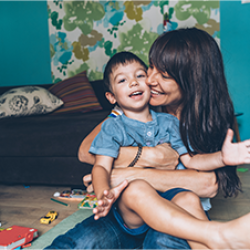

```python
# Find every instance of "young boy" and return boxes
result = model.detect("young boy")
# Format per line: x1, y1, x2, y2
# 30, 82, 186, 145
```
89, 51, 249, 233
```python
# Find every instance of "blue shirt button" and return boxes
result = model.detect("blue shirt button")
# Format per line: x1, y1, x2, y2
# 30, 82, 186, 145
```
147, 131, 152, 136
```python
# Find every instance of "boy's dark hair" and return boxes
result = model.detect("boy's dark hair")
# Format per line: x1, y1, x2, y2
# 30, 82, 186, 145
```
103, 51, 147, 93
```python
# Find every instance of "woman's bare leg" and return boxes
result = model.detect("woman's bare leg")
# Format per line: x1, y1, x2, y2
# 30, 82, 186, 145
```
118, 180, 250, 249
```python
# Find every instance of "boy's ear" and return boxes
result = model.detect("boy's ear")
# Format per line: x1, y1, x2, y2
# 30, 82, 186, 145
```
105, 92, 117, 105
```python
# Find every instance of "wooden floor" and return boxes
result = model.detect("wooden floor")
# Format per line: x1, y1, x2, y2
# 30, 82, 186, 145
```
209, 164, 250, 221
0, 164, 250, 238
0, 185, 80, 236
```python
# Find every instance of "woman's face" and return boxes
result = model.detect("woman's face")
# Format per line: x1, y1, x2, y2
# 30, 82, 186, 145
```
146, 65, 183, 109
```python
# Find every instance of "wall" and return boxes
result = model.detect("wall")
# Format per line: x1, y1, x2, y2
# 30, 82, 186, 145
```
0, 1, 52, 86
220, 1, 250, 140
0, 0, 249, 140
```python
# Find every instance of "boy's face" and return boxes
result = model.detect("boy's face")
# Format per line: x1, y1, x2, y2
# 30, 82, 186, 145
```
106, 61, 151, 113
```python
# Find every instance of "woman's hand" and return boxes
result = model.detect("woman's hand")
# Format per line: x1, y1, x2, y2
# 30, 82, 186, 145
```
222, 128, 250, 166
83, 168, 136, 193
83, 174, 94, 193
83, 169, 132, 193
114, 143, 179, 169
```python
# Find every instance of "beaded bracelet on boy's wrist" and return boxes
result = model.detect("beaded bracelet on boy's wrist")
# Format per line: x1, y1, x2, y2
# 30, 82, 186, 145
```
128, 144, 143, 167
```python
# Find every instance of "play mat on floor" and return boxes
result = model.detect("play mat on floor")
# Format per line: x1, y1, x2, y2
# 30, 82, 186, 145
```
28, 209, 93, 249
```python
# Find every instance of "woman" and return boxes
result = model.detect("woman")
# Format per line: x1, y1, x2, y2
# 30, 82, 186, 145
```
46, 28, 250, 249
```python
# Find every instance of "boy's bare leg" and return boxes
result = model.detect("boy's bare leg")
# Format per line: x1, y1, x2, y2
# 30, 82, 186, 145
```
118, 179, 250, 249
171, 191, 209, 249
118, 180, 209, 248
118, 181, 209, 249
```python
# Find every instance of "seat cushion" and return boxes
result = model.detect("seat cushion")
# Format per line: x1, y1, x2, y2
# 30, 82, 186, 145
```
49, 71, 102, 114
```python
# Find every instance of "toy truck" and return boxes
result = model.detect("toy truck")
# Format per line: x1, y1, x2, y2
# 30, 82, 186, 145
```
0, 225, 38, 250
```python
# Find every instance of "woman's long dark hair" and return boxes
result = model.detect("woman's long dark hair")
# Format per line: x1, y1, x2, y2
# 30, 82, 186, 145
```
149, 28, 241, 197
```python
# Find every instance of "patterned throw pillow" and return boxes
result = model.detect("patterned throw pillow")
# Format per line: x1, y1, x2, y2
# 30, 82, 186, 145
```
0, 86, 63, 119
49, 71, 102, 114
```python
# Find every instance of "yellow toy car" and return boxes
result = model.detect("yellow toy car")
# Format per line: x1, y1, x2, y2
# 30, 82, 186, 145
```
40, 210, 58, 224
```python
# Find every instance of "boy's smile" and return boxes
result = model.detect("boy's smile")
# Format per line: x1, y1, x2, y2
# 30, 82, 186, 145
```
129, 90, 143, 99
105, 61, 151, 119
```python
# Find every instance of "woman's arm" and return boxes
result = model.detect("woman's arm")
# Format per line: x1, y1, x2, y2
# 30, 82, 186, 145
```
84, 167, 218, 198
78, 120, 179, 169
109, 168, 218, 198
78, 118, 108, 165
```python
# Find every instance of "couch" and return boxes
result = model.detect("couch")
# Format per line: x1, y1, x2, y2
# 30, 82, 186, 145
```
0, 76, 114, 187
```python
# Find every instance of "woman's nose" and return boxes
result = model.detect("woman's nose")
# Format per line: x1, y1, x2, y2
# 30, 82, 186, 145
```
146, 68, 158, 86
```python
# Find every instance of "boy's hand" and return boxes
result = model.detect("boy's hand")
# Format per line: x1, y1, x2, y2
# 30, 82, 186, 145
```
222, 129, 250, 166
93, 180, 128, 220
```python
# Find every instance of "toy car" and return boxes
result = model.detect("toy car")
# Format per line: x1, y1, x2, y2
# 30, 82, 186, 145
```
40, 210, 58, 224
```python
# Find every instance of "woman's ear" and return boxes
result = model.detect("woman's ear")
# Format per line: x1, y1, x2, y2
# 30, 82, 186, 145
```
105, 92, 117, 105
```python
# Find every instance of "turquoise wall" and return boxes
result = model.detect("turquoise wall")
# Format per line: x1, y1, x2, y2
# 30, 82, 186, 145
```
0, 1, 51, 86
220, 1, 250, 141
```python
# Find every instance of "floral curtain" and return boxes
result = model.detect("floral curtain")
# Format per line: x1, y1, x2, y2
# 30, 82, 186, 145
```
48, 0, 220, 83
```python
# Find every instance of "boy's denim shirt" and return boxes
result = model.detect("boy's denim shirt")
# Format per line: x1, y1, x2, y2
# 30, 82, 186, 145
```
89, 110, 187, 159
